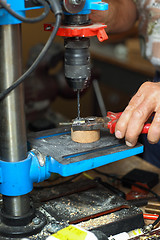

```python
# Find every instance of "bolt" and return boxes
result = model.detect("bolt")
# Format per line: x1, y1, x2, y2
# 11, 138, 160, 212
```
45, 26, 52, 31
31, 148, 45, 166
32, 217, 41, 225
143, 224, 153, 233
47, 223, 62, 234
69, 0, 82, 5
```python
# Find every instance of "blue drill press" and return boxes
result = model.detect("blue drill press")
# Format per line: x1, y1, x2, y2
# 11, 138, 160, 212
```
0, 0, 143, 238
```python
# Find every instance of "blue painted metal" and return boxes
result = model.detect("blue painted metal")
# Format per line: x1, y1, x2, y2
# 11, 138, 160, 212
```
0, 154, 33, 196
35, 131, 71, 140
89, 1, 108, 11
0, 0, 108, 25
30, 151, 51, 183
80, 0, 108, 14
0, 0, 41, 25
48, 145, 144, 177
64, 0, 108, 15
0, 141, 144, 196
0, 151, 51, 196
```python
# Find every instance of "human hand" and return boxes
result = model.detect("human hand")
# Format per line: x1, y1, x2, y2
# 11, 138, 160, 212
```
89, 0, 137, 33
115, 81, 160, 146
89, 10, 108, 25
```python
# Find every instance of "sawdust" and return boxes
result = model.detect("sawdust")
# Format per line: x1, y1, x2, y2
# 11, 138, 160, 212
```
76, 213, 119, 230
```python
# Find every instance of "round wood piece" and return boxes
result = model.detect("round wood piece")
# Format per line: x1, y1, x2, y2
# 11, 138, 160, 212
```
71, 128, 100, 143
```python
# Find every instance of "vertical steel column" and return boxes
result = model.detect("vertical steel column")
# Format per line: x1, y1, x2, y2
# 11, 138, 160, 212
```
0, 24, 30, 219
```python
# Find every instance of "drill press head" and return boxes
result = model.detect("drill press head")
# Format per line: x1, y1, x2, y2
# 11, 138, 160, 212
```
63, 0, 91, 91
63, 0, 91, 118
62, 0, 101, 92
64, 36, 91, 91
59, 0, 108, 116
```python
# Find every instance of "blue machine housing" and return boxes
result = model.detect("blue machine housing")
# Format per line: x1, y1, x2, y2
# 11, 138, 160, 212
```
0, 129, 144, 197
0, 0, 135, 199
64, 0, 108, 15
0, 0, 41, 25
79, 0, 108, 14
0, 0, 108, 25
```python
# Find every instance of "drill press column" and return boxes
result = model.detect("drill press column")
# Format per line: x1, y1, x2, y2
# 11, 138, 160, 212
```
0, 24, 30, 224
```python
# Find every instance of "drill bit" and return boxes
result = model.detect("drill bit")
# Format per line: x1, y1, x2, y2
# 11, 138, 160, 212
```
77, 90, 80, 120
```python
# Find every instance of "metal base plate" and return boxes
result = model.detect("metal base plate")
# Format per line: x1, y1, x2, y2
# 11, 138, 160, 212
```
29, 127, 143, 176
0, 180, 144, 239
41, 185, 144, 225
19, 180, 145, 239
0, 211, 46, 239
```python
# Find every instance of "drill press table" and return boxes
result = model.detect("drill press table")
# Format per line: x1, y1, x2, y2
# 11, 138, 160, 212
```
29, 127, 143, 176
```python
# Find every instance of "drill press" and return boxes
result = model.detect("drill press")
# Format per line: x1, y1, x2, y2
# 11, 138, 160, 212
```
64, 36, 90, 119
0, 0, 145, 238
45, 0, 108, 119
63, 12, 91, 119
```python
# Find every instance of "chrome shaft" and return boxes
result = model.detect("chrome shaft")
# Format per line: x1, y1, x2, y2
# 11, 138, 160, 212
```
0, 24, 30, 218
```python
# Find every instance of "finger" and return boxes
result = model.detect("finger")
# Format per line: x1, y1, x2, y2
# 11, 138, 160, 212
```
89, 10, 108, 24
124, 82, 160, 146
115, 91, 145, 139
89, 10, 99, 23
147, 111, 160, 144
124, 99, 154, 146
115, 105, 134, 139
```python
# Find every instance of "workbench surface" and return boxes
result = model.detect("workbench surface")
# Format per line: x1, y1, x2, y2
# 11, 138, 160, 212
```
94, 156, 160, 194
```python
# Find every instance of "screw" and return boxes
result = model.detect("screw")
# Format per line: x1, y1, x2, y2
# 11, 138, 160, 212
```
32, 217, 41, 225
70, 0, 82, 5
31, 149, 45, 166
143, 224, 153, 233
47, 223, 62, 234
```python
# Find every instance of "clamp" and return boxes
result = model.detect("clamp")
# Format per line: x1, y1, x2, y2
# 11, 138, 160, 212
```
71, 111, 151, 134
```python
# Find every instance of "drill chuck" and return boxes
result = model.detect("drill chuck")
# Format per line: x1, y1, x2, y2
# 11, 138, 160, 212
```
64, 37, 91, 91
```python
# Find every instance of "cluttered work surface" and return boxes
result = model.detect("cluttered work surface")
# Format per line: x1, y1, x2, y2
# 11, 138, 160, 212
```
84, 156, 160, 239
24, 155, 160, 240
